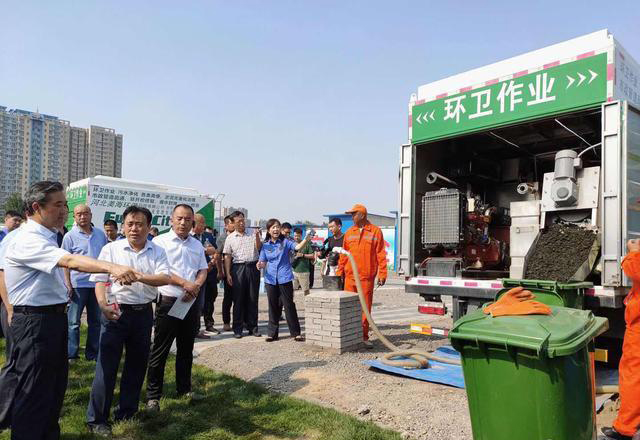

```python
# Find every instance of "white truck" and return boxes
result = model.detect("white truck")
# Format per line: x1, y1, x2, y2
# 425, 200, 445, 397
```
398, 29, 640, 362
65, 176, 215, 233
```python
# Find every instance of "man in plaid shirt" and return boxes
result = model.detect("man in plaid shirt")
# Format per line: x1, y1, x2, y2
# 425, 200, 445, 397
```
223, 211, 263, 338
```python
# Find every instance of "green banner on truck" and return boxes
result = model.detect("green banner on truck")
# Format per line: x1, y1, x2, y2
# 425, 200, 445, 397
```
411, 53, 607, 143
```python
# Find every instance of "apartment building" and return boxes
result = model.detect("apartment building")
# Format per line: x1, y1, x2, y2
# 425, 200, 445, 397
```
68, 126, 88, 183
87, 125, 123, 179
0, 106, 123, 213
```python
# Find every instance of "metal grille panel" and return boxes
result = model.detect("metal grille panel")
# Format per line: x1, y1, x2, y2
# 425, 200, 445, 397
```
421, 189, 462, 246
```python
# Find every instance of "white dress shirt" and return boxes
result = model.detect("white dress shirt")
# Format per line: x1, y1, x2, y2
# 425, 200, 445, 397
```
89, 238, 170, 305
153, 229, 208, 298
3, 220, 69, 306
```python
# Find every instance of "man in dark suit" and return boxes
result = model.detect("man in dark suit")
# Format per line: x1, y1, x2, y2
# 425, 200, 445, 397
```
192, 213, 220, 336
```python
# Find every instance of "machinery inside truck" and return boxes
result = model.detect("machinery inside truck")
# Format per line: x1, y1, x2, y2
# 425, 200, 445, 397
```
413, 107, 603, 281
406, 103, 640, 364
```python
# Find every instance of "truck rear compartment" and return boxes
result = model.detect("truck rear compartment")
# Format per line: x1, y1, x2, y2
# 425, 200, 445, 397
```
400, 29, 640, 371
412, 106, 603, 277
404, 105, 640, 365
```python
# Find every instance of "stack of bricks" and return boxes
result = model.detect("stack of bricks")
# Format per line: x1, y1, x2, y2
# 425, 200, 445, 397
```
304, 290, 363, 353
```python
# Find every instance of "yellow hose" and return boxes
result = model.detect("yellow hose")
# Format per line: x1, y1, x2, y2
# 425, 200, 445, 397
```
339, 249, 461, 369
596, 385, 619, 394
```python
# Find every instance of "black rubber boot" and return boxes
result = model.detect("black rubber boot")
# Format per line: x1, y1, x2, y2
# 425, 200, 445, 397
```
601, 427, 632, 440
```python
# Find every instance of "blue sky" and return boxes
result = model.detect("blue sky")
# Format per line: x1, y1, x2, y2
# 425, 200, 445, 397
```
1, 1, 639, 223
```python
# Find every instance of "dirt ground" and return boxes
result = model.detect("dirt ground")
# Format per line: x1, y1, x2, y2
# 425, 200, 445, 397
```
193, 272, 618, 440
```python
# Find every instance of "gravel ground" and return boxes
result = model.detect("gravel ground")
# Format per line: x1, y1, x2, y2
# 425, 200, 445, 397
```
194, 272, 619, 440
195, 273, 473, 440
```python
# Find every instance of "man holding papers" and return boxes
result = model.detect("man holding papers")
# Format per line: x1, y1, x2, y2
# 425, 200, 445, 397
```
146, 204, 208, 411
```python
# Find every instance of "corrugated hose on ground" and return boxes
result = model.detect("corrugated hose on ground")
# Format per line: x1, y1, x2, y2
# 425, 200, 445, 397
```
333, 247, 460, 369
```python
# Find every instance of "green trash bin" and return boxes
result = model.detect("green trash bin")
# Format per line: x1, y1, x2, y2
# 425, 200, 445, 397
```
449, 306, 608, 440
498, 279, 594, 309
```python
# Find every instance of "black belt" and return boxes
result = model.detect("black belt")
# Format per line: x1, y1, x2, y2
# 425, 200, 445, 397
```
232, 261, 257, 266
159, 295, 178, 304
13, 303, 68, 314
119, 302, 153, 312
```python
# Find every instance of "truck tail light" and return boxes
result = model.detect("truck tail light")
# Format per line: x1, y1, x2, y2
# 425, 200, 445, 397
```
418, 302, 447, 315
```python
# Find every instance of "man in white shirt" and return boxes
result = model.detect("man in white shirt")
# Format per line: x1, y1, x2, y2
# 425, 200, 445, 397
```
103, 220, 120, 243
223, 211, 262, 338
146, 204, 208, 411
0, 181, 138, 440
86, 206, 171, 437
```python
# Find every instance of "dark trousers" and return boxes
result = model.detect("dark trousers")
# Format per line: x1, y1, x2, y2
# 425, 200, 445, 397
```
231, 263, 260, 335
266, 282, 301, 339
222, 279, 233, 325
0, 303, 11, 360
0, 308, 68, 440
87, 304, 153, 426
68, 287, 102, 360
202, 276, 218, 329
309, 262, 315, 289
146, 297, 200, 400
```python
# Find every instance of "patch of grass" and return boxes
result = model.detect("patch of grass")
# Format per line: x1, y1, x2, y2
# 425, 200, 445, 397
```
0, 334, 400, 439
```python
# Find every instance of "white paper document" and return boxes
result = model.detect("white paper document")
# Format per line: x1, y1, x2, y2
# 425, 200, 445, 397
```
167, 295, 196, 320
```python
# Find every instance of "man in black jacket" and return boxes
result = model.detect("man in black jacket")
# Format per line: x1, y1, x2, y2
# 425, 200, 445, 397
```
192, 213, 219, 336
317, 218, 345, 276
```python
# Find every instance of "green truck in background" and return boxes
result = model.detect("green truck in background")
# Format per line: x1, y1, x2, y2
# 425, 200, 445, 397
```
66, 176, 215, 233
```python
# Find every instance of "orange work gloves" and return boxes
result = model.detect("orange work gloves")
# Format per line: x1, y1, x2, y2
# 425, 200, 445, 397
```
483, 286, 552, 317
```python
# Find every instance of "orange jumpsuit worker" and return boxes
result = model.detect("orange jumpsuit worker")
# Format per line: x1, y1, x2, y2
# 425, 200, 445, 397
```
602, 239, 640, 440
336, 204, 387, 348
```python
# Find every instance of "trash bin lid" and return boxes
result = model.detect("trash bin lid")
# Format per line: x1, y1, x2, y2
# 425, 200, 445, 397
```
501, 279, 593, 294
497, 279, 593, 307
449, 306, 608, 358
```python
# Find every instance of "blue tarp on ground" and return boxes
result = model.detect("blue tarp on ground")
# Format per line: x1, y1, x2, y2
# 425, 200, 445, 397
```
365, 346, 617, 391
363, 346, 465, 389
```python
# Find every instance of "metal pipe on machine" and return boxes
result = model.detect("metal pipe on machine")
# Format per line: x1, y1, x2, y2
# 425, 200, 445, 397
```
426, 172, 458, 187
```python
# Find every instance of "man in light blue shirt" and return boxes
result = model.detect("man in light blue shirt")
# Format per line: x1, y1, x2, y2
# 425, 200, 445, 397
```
0, 211, 23, 243
62, 204, 108, 361
0, 218, 25, 358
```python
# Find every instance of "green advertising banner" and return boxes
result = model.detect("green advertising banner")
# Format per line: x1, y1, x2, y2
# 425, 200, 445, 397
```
65, 183, 214, 234
411, 53, 608, 143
